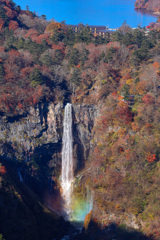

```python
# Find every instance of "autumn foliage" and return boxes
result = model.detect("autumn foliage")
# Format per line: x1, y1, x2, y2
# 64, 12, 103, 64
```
0, 165, 7, 175
0, 0, 160, 238
147, 153, 156, 162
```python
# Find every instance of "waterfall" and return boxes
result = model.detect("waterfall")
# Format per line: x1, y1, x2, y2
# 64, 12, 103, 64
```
61, 103, 93, 222
61, 103, 74, 218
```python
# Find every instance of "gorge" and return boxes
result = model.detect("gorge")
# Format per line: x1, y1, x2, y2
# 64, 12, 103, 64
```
0, 0, 160, 239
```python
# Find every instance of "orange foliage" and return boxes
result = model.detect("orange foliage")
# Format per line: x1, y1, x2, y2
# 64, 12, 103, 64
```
106, 41, 121, 49
118, 95, 124, 102
142, 93, 154, 105
46, 22, 67, 34
147, 153, 156, 162
136, 81, 146, 95
112, 91, 118, 98
3, 6, 17, 19
20, 67, 32, 78
52, 43, 65, 53
131, 122, 140, 131
9, 20, 19, 30
153, 62, 160, 70
25, 29, 38, 39
9, 49, 20, 57
0, 165, 7, 175
34, 33, 49, 44
116, 103, 132, 124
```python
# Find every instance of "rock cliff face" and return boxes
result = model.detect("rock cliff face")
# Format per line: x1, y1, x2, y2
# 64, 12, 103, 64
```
135, 0, 160, 13
0, 101, 99, 240
73, 104, 98, 173
0, 102, 98, 189
0, 102, 63, 161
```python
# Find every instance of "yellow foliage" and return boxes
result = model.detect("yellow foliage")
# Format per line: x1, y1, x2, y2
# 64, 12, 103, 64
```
129, 85, 136, 95
45, 21, 65, 33
131, 122, 139, 131
117, 128, 127, 136
84, 210, 92, 231
115, 204, 121, 210
126, 78, 134, 85
136, 81, 146, 95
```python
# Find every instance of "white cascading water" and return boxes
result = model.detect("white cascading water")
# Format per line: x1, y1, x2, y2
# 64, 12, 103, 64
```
61, 103, 74, 218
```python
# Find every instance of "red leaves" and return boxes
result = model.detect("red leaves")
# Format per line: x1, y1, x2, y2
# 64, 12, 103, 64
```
9, 49, 20, 58
3, 6, 17, 19
25, 29, 39, 40
119, 147, 124, 153
147, 153, 156, 163
142, 93, 154, 105
20, 67, 32, 78
0, 165, 7, 175
116, 103, 132, 124
0, 46, 5, 52
34, 33, 49, 44
9, 20, 19, 30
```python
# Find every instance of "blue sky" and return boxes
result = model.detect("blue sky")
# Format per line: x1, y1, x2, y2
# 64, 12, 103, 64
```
14, 0, 157, 28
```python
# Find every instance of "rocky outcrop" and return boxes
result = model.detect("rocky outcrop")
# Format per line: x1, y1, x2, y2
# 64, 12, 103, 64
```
0, 102, 64, 160
72, 104, 98, 173
0, 102, 98, 188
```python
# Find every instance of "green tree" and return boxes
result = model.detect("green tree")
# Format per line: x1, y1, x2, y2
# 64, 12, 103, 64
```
132, 29, 145, 48
16, 38, 25, 49
26, 5, 29, 11
53, 49, 64, 65
105, 47, 117, 63
15, 5, 21, 12
75, 25, 92, 44
0, 6, 9, 24
68, 48, 80, 66
29, 68, 44, 87
121, 84, 130, 101
51, 29, 66, 44
0, 64, 5, 84
70, 67, 81, 86
63, 27, 75, 46
112, 30, 123, 42
80, 49, 89, 66
122, 32, 134, 46
41, 15, 47, 20
40, 54, 53, 67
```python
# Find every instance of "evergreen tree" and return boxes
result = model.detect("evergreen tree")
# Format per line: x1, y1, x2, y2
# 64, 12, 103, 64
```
29, 68, 44, 87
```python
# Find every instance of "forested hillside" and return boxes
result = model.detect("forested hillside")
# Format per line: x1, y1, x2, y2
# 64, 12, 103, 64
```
135, 0, 160, 13
0, 0, 160, 239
